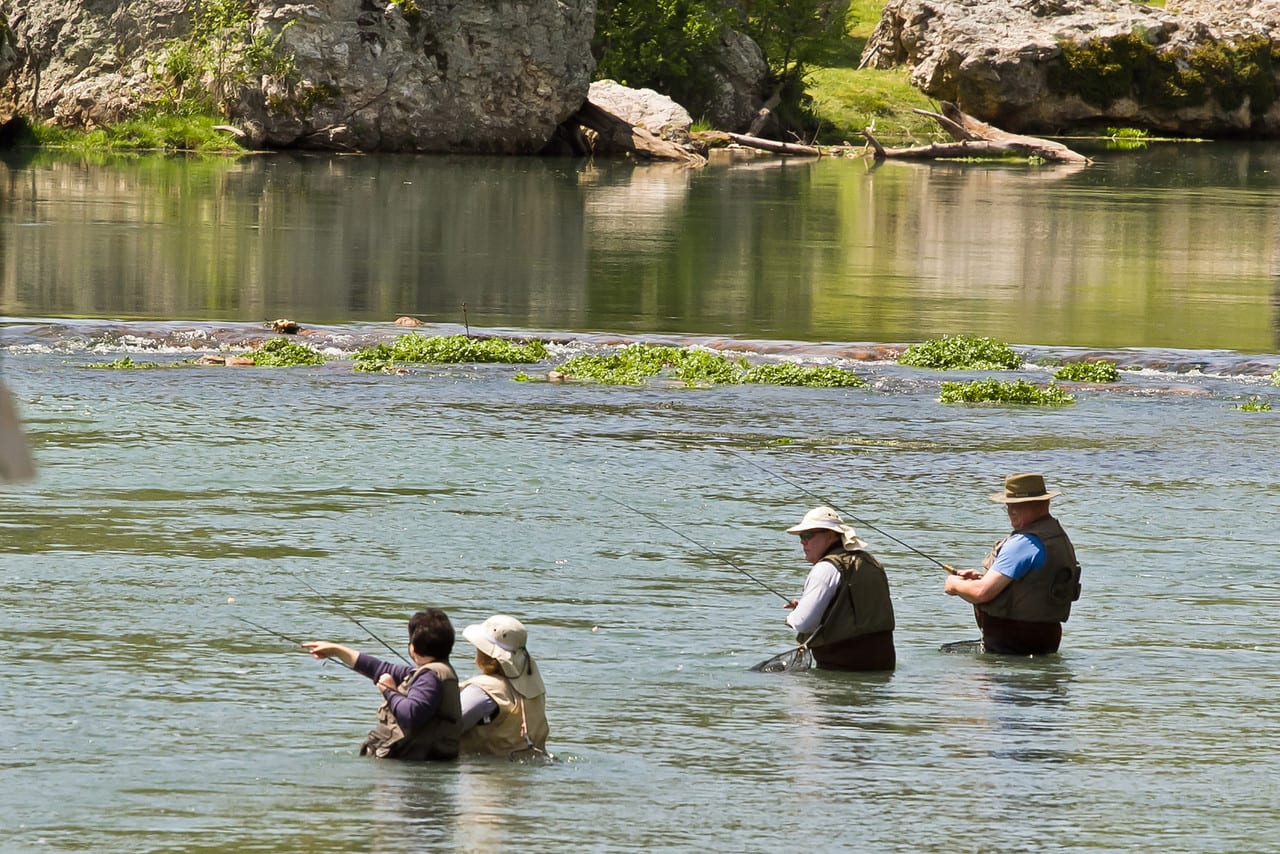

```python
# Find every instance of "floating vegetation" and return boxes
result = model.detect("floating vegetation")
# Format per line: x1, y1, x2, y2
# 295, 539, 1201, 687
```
1053, 360, 1120, 383
742, 362, 867, 388
1236, 396, 1272, 412
940, 379, 1075, 405
1272, 365, 1280, 385
85, 356, 163, 369
249, 337, 326, 367
536, 344, 866, 388
354, 334, 550, 373
898, 335, 1022, 370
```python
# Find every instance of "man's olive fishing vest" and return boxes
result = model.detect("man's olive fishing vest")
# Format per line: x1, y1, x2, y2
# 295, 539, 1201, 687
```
459, 673, 550, 758
359, 661, 461, 761
978, 514, 1082, 624
797, 547, 895, 649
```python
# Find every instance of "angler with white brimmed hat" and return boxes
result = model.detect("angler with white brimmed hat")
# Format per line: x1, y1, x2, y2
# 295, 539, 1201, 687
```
943, 473, 1082, 655
781, 505, 896, 672
458, 614, 551, 759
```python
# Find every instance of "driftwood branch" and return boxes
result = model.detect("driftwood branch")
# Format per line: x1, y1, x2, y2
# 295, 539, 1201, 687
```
726, 132, 821, 157
571, 101, 705, 165
867, 102, 1090, 165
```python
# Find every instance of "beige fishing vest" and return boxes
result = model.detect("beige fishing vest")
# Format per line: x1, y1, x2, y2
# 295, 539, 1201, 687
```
978, 514, 1082, 624
798, 547, 895, 649
459, 673, 549, 758
359, 661, 461, 761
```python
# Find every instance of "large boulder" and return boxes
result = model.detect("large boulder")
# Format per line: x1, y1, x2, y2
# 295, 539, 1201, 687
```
860, 0, 1280, 137
588, 79, 692, 139
0, 0, 595, 153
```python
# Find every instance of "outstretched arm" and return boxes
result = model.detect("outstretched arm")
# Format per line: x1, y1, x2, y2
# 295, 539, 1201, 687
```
301, 641, 359, 669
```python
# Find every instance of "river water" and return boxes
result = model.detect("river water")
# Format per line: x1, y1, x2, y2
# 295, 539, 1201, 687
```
1, 146, 1278, 852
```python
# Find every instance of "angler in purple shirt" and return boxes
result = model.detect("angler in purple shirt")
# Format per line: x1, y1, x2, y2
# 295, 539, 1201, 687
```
302, 608, 462, 760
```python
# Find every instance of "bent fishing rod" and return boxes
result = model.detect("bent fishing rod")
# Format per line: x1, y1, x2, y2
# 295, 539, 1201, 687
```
728, 450, 957, 574
288, 572, 411, 663
230, 614, 354, 669
603, 494, 791, 602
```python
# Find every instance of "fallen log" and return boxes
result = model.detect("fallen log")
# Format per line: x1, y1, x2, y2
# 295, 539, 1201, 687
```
725, 132, 821, 157
866, 102, 1090, 164
570, 101, 705, 165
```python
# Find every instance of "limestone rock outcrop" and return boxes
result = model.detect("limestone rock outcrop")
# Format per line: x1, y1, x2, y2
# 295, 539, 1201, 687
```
860, 0, 1280, 137
0, 0, 596, 153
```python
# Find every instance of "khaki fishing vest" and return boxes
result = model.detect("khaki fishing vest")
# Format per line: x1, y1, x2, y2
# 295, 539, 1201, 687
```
459, 673, 550, 758
978, 515, 1082, 624
797, 547, 895, 650
359, 661, 462, 761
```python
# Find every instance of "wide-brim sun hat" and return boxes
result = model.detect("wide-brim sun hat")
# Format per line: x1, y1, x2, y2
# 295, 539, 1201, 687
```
463, 614, 545, 698
785, 506, 867, 551
989, 473, 1063, 504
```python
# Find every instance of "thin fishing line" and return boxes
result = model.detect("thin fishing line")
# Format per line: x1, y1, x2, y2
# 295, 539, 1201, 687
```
603, 494, 791, 602
728, 449, 952, 571
232, 615, 353, 669
290, 573, 410, 663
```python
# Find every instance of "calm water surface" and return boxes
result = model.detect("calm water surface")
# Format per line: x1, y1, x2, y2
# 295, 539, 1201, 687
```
0, 147, 1278, 852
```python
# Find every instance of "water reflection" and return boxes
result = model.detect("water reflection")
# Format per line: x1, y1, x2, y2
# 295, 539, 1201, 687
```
3, 148, 1279, 350
368, 764, 461, 846
980, 657, 1075, 764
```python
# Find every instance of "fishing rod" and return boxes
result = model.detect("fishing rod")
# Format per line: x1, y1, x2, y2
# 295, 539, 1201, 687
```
603, 494, 792, 602
231, 613, 355, 669
728, 449, 957, 574
290, 573, 411, 664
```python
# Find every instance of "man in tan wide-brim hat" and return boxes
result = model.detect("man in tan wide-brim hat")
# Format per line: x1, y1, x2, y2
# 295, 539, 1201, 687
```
943, 474, 1082, 655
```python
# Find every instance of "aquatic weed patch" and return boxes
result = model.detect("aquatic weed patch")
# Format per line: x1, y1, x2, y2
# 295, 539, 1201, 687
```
940, 379, 1074, 405
250, 337, 326, 367
354, 334, 550, 373
742, 362, 866, 388
1054, 360, 1120, 383
85, 356, 164, 369
543, 344, 866, 388
898, 335, 1022, 370
1236, 396, 1272, 412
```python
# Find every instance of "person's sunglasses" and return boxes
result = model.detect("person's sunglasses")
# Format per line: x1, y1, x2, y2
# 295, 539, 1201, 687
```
799, 531, 820, 542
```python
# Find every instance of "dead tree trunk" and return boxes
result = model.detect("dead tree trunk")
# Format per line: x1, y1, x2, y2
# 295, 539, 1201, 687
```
569, 101, 705, 165
865, 102, 1090, 165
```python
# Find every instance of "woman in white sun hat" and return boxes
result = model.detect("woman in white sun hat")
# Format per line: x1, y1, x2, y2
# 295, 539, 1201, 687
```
458, 615, 550, 758
784, 506, 896, 671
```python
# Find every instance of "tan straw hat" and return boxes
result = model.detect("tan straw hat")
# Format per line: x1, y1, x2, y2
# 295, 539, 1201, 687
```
785, 506, 867, 550
463, 614, 545, 698
989, 473, 1062, 504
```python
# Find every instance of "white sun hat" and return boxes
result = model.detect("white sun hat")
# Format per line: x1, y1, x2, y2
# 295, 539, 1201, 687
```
785, 506, 868, 551
463, 614, 545, 698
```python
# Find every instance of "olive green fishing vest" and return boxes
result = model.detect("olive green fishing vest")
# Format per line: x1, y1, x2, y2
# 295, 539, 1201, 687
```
459, 673, 550, 758
978, 515, 1082, 624
359, 661, 462, 761
797, 547, 895, 649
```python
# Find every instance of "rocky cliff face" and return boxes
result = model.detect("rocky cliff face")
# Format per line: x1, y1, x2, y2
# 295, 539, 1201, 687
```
0, 0, 595, 153
860, 0, 1280, 137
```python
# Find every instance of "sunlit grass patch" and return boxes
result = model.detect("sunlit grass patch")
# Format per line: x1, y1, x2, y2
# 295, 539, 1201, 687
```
31, 112, 246, 153
940, 379, 1074, 405
354, 334, 550, 373
1053, 360, 1120, 382
898, 335, 1022, 370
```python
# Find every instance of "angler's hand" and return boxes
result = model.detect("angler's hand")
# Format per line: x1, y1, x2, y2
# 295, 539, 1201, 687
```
783, 599, 798, 610
300, 641, 358, 668
376, 674, 398, 692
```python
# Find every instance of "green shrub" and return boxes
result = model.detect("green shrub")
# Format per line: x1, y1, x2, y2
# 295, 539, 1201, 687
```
1237, 396, 1272, 412
354, 334, 549, 373
1272, 365, 1280, 385
939, 379, 1074, 405
1053, 360, 1120, 383
898, 335, 1022, 370
250, 337, 326, 366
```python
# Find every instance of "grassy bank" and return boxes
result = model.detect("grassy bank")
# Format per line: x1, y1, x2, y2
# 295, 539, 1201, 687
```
804, 0, 943, 144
